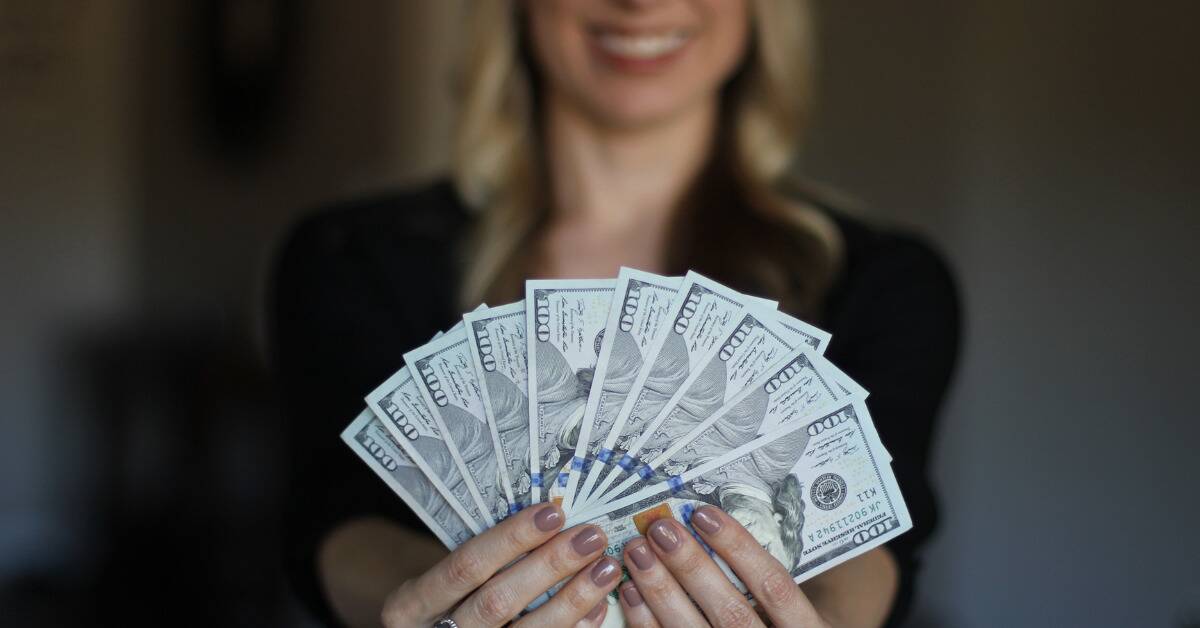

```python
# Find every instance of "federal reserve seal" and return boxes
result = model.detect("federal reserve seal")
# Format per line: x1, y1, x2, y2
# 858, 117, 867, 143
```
810, 473, 847, 510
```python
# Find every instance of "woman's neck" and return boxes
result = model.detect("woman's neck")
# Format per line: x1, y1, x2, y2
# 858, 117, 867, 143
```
543, 92, 718, 236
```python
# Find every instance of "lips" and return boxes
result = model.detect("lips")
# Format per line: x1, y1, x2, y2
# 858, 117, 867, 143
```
586, 27, 694, 75
593, 29, 691, 59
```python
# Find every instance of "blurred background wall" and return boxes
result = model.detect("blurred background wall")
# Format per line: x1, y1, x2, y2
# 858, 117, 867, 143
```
808, 2, 1199, 626
1, 1, 1196, 626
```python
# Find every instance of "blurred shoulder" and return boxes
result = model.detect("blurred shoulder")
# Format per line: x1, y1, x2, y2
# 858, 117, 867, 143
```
269, 178, 469, 352
771, 186, 954, 295
278, 178, 470, 263
830, 211, 956, 291
821, 208, 960, 344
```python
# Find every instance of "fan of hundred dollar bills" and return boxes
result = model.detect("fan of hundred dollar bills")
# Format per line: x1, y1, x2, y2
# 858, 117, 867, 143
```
342, 268, 909, 596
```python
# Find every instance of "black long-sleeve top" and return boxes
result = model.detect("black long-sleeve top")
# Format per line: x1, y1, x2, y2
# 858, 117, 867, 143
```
269, 180, 960, 626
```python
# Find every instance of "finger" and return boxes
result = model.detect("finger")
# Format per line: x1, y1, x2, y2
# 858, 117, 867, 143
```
575, 601, 608, 627
646, 518, 764, 628
618, 581, 662, 628
510, 555, 620, 627
385, 503, 565, 624
689, 505, 825, 628
451, 524, 608, 627
622, 537, 709, 628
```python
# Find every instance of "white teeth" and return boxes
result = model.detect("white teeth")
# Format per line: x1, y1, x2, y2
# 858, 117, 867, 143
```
596, 31, 689, 59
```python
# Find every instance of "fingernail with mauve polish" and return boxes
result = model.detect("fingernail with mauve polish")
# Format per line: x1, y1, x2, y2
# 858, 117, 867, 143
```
586, 601, 605, 621
534, 504, 562, 532
621, 582, 644, 607
648, 520, 681, 553
692, 506, 722, 534
627, 540, 656, 570
572, 526, 605, 555
591, 557, 619, 586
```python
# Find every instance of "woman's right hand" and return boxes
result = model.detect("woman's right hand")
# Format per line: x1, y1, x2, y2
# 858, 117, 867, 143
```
381, 503, 620, 627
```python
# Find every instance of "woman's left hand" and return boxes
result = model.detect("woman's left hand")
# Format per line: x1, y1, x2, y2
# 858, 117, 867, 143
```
617, 505, 831, 628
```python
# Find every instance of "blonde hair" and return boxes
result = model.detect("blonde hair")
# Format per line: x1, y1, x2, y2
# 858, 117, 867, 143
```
453, 0, 840, 312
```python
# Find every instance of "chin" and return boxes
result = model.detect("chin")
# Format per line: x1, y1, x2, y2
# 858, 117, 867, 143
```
585, 88, 707, 130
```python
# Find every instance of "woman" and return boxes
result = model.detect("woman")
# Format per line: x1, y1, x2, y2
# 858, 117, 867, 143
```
272, 0, 959, 626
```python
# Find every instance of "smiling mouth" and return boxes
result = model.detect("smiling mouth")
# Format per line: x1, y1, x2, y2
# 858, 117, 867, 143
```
591, 28, 693, 60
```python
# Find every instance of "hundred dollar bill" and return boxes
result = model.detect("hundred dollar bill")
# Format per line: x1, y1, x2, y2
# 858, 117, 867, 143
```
405, 327, 512, 524
525, 279, 616, 504
584, 306, 832, 507
578, 272, 771, 509
774, 311, 833, 356
766, 352, 867, 433
365, 365, 488, 533
342, 409, 474, 549
464, 301, 533, 512
562, 269, 682, 513
772, 313, 867, 403
585, 343, 860, 513
570, 399, 909, 593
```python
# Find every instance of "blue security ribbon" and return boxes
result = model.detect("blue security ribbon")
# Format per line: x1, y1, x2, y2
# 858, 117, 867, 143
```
531, 474, 543, 487
571, 456, 585, 471
668, 476, 684, 493
680, 503, 714, 555
557, 472, 569, 487
597, 448, 613, 464
638, 464, 656, 479
509, 503, 522, 515
618, 455, 637, 471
